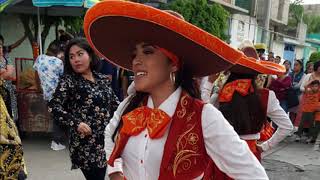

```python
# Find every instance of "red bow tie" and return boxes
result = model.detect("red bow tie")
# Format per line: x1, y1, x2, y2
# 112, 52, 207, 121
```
121, 106, 171, 139
219, 79, 254, 103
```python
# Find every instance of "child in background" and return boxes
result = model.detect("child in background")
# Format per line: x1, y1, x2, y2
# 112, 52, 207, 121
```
295, 80, 320, 143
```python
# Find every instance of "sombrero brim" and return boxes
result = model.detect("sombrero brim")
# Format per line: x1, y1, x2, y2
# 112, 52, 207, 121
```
231, 56, 286, 75
84, 0, 244, 77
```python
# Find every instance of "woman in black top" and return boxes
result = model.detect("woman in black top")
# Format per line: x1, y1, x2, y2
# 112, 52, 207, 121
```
48, 38, 119, 180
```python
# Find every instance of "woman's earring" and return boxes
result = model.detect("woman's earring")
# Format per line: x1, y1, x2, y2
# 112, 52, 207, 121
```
170, 72, 176, 84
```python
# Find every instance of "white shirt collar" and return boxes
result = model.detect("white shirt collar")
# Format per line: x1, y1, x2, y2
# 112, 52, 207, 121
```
147, 87, 182, 117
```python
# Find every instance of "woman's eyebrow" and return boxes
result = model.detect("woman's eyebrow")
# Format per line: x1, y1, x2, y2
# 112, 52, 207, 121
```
142, 43, 155, 49
70, 50, 83, 55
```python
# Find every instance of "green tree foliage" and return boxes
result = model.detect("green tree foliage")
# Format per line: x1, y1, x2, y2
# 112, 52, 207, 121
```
162, 0, 229, 40
304, 14, 320, 34
287, 0, 304, 31
286, 0, 320, 34
309, 52, 320, 63
285, 0, 320, 35
63, 16, 84, 36
289, 0, 304, 24
19, 15, 83, 53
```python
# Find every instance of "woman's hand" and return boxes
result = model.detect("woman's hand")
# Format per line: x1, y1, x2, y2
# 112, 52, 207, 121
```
109, 172, 124, 180
77, 122, 92, 136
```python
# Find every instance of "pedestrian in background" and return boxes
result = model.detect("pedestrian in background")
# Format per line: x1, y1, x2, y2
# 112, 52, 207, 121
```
288, 59, 305, 124
254, 43, 266, 60
295, 80, 320, 143
300, 61, 320, 104
306, 61, 314, 74
1, 43, 27, 179
0, 40, 17, 122
283, 60, 292, 75
296, 61, 320, 141
290, 60, 305, 97
99, 60, 122, 100
268, 51, 274, 61
268, 60, 292, 113
48, 38, 119, 180
275, 56, 281, 64
33, 40, 66, 151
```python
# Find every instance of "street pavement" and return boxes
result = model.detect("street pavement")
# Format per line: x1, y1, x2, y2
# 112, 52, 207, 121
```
22, 136, 320, 180
22, 136, 84, 180
262, 137, 320, 180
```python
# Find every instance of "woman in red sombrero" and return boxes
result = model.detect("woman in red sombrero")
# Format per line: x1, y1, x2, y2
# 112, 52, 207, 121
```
216, 41, 293, 161
84, 1, 268, 179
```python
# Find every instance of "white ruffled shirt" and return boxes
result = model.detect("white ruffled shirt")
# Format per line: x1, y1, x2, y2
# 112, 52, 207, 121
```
105, 87, 269, 180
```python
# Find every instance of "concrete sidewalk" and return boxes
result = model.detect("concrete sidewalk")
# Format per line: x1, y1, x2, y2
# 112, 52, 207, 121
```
22, 136, 84, 180
262, 138, 320, 180
22, 136, 320, 180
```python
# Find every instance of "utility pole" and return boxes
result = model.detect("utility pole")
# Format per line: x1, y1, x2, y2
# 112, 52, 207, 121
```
262, 0, 271, 44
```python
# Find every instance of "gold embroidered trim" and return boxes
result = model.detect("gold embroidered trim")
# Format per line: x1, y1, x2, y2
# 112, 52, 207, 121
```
177, 95, 188, 118
187, 133, 199, 146
173, 124, 200, 176
187, 111, 195, 122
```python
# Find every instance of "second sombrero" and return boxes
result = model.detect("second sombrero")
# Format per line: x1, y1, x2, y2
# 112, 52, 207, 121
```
231, 41, 286, 75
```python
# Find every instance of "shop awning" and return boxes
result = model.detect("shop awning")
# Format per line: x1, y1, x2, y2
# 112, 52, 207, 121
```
0, 0, 15, 12
32, 0, 100, 8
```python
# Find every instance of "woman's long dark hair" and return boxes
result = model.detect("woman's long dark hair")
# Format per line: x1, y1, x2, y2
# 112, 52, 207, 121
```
64, 38, 101, 75
112, 62, 200, 141
218, 73, 265, 135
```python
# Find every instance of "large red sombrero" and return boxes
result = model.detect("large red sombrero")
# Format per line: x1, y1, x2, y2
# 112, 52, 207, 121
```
83, 0, 244, 77
230, 41, 285, 75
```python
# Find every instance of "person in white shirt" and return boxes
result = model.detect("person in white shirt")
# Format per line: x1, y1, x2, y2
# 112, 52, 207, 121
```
84, 1, 269, 179
202, 41, 293, 160
33, 40, 66, 151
